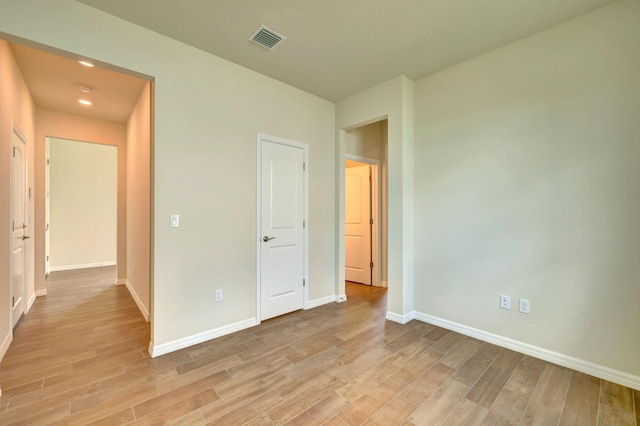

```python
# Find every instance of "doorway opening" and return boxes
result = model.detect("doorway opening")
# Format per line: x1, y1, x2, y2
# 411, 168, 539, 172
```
344, 119, 388, 290
1, 36, 154, 349
45, 138, 117, 274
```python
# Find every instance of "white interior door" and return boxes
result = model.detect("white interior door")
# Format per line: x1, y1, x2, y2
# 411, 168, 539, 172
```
345, 165, 372, 284
259, 138, 305, 320
45, 138, 50, 275
11, 127, 28, 328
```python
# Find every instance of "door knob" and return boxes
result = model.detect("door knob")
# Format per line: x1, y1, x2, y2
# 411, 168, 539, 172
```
22, 235, 30, 240
262, 236, 276, 242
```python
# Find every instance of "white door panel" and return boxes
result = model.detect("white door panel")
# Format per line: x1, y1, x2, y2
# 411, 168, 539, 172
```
11, 127, 27, 328
345, 165, 371, 284
260, 138, 305, 320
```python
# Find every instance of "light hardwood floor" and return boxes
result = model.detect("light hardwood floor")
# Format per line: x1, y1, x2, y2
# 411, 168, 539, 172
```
0, 267, 637, 425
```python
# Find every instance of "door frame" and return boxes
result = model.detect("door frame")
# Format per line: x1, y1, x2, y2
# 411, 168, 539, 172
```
10, 123, 28, 328
44, 137, 50, 276
256, 133, 309, 322
345, 154, 381, 287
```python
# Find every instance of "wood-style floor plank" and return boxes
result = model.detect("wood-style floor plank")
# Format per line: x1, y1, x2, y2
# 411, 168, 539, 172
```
0, 267, 636, 425
405, 377, 469, 425
520, 364, 572, 425
559, 372, 600, 426
598, 380, 637, 425
635, 389, 640, 426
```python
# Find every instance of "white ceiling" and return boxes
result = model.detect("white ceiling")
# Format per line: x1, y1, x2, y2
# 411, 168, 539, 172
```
78, 0, 616, 102
9, 42, 147, 123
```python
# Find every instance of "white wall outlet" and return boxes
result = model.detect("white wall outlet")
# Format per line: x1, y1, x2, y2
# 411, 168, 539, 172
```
500, 295, 511, 310
170, 214, 180, 228
519, 298, 530, 314
214, 289, 223, 302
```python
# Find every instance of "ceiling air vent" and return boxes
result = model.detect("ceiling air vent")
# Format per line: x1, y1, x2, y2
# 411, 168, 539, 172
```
249, 25, 286, 50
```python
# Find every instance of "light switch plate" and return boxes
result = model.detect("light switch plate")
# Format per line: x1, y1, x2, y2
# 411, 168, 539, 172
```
170, 215, 179, 228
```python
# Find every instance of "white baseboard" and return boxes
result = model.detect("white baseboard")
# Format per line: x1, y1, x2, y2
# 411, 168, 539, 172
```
381, 281, 388, 288
0, 330, 12, 363
149, 317, 258, 358
412, 311, 640, 391
386, 310, 414, 324
115, 278, 127, 286
305, 295, 337, 309
49, 261, 116, 272
122, 280, 149, 322
35, 288, 47, 297
26, 292, 36, 313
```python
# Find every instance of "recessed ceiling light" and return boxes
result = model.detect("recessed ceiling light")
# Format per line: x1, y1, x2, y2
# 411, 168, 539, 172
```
78, 85, 94, 93
78, 60, 95, 68
78, 99, 92, 106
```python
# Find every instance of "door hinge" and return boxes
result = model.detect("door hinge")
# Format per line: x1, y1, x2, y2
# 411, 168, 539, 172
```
46, 255, 49, 261
303, 279, 306, 287
303, 220, 306, 228
12, 297, 15, 307
370, 218, 373, 225
303, 162, 306, 171
13, 147, 16, 157
370, 262, 374, 269
47, 158, 50, 165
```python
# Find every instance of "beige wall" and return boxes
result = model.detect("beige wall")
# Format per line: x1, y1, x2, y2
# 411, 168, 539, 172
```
126, 82, 151, 319
35, 109, 127, 289
0, 0, 336, 352
49, 138, 117, 270
413, 0, 640, 377
0, 40, 35, 352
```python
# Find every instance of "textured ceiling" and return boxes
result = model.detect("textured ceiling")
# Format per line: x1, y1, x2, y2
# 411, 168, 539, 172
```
78, 0, 616, 101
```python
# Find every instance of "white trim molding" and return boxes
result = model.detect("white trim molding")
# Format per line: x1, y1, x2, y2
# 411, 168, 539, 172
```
49, 261, 116, 272
386, 310, 414, 324
35, 288, 47, 297
305, 295, 337, 310
115, 278, 127, 286
26, 292, 36, 313
337, 294, 347, 302
0, 331, 12, 363
412, 311, 640, 391
122, 280, 149, 322
149, 317, 258, 358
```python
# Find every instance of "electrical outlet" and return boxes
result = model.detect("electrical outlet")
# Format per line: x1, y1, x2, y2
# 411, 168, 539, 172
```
519, 298, 530, 314
500, 295, 511, 310
214, 289, 223, 302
